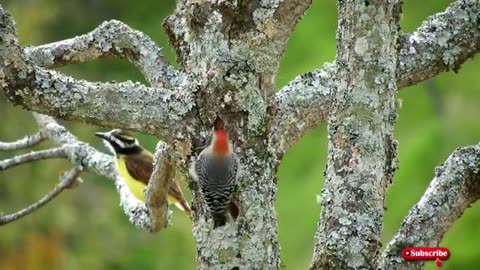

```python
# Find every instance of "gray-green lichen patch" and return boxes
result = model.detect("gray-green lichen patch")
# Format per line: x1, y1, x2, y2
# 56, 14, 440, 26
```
193, 218, 241, 269
252, 0, 282, 25
234, 81, 267, 131
354, 36, 369, 56
25, 45, 56, 66
237, 150, 279, 269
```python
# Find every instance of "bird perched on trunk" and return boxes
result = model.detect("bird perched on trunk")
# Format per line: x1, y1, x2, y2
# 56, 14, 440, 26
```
95, 129, 191, 213
189, 118, 240, 228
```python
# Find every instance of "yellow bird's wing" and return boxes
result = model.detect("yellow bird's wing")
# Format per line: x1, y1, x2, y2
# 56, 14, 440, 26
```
125, 151, 153, 186
126, 151, 191, 213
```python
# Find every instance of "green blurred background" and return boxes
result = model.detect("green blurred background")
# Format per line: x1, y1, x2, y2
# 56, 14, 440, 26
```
0, 0, 479, 269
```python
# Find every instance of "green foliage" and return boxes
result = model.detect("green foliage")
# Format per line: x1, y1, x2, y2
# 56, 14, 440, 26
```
1, 0, 479, 269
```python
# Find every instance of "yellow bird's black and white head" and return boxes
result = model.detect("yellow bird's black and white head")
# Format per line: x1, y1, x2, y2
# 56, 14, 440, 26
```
95, 129, 142, 156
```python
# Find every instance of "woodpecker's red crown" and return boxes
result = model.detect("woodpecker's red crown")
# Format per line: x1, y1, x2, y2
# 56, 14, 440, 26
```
213, 129, 229, 156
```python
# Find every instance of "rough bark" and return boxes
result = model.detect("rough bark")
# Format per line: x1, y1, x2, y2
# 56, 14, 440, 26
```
0, 9, 197, 141
310, 0, 401, 269
397, 0, 480, 89
2, 1, 312, 268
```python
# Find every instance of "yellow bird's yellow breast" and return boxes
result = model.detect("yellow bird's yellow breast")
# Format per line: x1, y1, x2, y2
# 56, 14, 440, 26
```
114, 157, 178, 206
115, 157, 146, 201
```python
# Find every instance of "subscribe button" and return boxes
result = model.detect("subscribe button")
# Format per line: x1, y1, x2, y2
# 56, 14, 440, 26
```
402, 247, 450, 261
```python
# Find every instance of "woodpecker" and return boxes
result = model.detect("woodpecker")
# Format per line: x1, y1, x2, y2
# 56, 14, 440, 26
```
190, 119, 240, 228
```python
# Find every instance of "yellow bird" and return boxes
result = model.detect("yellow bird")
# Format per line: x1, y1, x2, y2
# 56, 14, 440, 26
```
95, 129, 191, 213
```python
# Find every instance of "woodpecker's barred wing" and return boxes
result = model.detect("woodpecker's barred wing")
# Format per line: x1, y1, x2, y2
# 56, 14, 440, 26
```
194, 153, 239, 223
194, 154, 239, 186
228, 155, 240, 183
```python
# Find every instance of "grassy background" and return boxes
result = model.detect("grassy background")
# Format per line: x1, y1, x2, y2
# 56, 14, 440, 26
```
1, 1, 479, 269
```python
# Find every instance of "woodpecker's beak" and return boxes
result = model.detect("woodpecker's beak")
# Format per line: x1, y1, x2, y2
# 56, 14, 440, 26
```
95, 132, 109, 140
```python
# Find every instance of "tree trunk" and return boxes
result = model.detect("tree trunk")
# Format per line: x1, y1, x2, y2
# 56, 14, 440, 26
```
311, 1, 401, 269
162, 1, 309, 268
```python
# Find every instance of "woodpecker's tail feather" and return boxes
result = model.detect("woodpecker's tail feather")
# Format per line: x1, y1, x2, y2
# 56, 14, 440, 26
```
213, 213, 227, 228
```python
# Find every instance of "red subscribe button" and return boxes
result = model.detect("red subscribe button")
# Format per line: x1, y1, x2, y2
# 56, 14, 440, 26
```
402, 247, 450, 260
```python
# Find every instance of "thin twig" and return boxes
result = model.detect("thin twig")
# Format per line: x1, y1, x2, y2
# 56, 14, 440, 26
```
0, 147, 67, 170
0, 166, 83, 226
0, 132, 45, 151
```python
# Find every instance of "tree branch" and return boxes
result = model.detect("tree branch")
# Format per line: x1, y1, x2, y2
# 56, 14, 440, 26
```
265, 0, 312, 49
33, 113, 173, 232
272, 0, 480, 155
143, 142, 175, 232
397, 0, 480, 89
0, 132, 45, 151
25, 20, 184, 88
273, 0, 312, 34
0, 5, 197, 141
270, 63, 334, 157
380, 144, 480, 270
0, 147, 66, 170
0, 166, 83, 226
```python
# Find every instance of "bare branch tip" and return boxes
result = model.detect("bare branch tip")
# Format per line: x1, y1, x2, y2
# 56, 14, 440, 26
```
0, 147, 67, 171
0, 166, 83, 226
0, 132, 46, 151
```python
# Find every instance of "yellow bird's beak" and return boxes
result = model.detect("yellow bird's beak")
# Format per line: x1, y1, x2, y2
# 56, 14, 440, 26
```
95, 132, 109, 140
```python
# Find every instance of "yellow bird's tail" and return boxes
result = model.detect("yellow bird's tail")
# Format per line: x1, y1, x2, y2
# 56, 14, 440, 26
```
167, 194, 191, 213
167, 181, 192, 213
